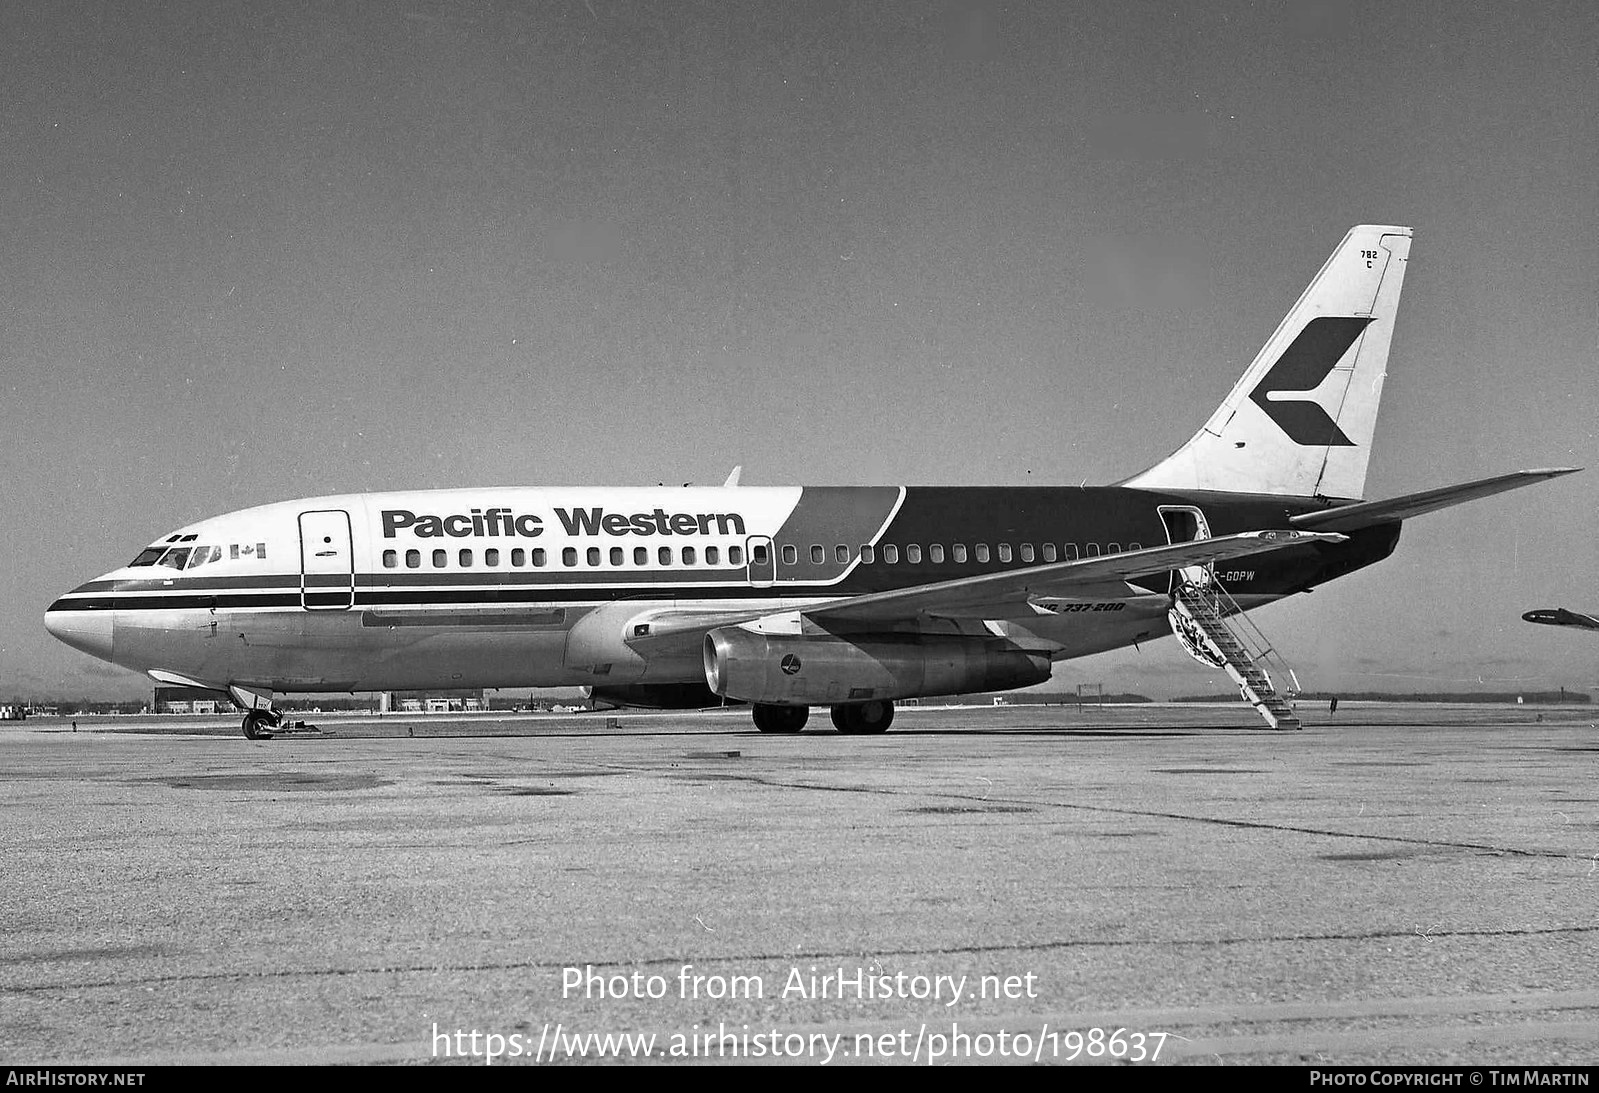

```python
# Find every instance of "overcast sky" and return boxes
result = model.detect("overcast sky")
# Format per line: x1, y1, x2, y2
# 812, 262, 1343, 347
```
4, 0, 1595, 702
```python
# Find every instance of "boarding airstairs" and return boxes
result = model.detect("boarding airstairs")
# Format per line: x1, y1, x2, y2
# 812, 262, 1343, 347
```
1170, 579, 1302, 730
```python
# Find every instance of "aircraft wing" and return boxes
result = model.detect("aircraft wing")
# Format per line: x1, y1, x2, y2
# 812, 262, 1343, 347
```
1290, 468, 1579, 532
1523, 608, 1599, 632
804, 529, 1343, 624
623, 529, 1343, 653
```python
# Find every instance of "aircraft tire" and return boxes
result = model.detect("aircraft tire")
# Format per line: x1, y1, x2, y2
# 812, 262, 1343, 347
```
831, 700, 894, 734
241, 711, 275, 741
752, 704, 808, 733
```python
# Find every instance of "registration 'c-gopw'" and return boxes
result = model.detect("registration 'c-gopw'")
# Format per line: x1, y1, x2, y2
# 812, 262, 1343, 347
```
45, 226, 1577, 738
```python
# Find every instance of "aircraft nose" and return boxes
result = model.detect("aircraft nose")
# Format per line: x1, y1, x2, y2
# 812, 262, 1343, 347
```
44, 603, 115, 662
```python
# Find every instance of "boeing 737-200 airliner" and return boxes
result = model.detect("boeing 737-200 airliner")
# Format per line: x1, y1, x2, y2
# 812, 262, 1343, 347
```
45, 226, 1578, 737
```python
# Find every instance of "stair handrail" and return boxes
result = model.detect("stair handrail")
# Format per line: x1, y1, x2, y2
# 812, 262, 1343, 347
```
1176, 578, 1302, 698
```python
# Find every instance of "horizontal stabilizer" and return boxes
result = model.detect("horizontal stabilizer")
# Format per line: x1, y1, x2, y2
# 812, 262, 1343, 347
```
1290, 468, 1580, 532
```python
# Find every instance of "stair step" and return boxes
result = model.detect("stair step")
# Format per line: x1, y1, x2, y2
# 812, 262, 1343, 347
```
1177, 589, 1299, 731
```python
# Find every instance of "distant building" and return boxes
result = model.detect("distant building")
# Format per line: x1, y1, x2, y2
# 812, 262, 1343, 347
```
384, 689, 485, 714
153, 685, 232, 714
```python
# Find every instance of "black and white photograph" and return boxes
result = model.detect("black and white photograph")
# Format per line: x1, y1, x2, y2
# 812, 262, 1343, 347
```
3, 0, 1597, 1070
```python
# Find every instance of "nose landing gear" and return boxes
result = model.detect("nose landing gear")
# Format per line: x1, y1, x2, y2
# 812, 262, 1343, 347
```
230, 683, 284, 741
241, 709, 280, 740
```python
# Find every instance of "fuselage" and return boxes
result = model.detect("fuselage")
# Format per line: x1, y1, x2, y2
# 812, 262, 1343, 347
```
44, 485, 1399, 697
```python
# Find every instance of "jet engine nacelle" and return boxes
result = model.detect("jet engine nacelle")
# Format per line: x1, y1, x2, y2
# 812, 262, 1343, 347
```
703, 628, 1052, 706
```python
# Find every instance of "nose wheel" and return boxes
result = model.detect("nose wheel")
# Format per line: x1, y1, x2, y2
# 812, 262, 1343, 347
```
241, 709, 279, 740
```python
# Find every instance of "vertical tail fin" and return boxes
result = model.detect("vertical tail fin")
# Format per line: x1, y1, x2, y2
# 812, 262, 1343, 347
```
1124, 225, 1412, 499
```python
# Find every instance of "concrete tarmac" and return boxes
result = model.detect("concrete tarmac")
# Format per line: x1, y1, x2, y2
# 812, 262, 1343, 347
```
2, 702, 1597, 1066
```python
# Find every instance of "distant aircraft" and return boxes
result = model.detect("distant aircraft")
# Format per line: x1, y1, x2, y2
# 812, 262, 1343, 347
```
1523, 608, 1599, 632
45, 225, 1578, 738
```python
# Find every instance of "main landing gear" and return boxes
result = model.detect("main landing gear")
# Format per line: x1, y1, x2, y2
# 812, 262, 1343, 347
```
752, 704, 809, 733
831, 700, 894, 735
749, 701, 896, 734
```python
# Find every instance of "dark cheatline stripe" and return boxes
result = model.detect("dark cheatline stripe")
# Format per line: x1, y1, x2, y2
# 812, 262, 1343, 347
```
51, 584, 810, 613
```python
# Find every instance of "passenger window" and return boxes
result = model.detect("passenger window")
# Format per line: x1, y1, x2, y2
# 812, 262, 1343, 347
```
906, 544, 922, 563
511, 548, 526, 566
683, 546, 696, 565
659, 546, 672, 565
563, 547, 577, 567
706, 546, 720, 565
1064, 544, 1078, 561
998, 543, 1012, 562
406, 549, 420, 568
1087, 543, 1101, 558
883, 545, 899, 564
1020, 544, 1034, 563
782, 545, 797, 565
836, 545, 848, 564
860, 545, 875, 564
1107, 543, 1120, 554
532, 548, 546, 567
729, 545, 744, 566
952, 544, 967, 563
1042, 543, 1057, 562
975, 544, 990, 563
432, 549, 447, 568
751, 544, 767, 565
485, 548, 499, 567
930, 544, 944, 563
383, 550, 397, 568
586, 547, 600, 566
459, 549, 473, 567
634, 547, 648, 565
610, 547, 624, 566
811, 545, 825, 564
1129, 542, 1142, 552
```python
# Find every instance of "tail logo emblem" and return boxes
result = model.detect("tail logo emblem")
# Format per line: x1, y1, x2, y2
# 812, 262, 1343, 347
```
1248, 316, 1375, 446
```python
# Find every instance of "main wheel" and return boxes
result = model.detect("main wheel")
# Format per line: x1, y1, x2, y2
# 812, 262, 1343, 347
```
752, 704, 809, 733
831, 700, 895, 734
241, 710, 275, 741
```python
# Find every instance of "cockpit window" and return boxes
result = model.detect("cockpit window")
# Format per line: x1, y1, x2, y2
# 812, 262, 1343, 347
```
186, 545, 221, 569
133, 539, 229, 569
158, 547, 192, 570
